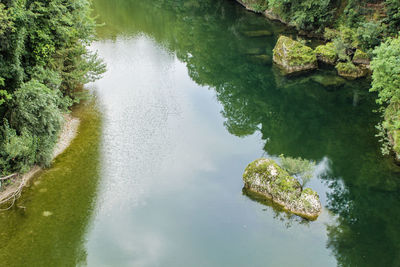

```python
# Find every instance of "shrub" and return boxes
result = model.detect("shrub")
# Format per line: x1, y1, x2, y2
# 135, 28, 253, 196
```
279, 154, 315, 189
356, 21, 384, 51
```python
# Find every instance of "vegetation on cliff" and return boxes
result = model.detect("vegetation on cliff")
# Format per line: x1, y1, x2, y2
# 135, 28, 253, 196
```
0, 0, 105, 177
370, 36, 400, 157
240, 0, 400, 158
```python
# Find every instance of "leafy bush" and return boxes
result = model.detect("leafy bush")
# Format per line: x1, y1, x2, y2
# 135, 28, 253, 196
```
356, 21, 384, 51
384, 0, 400, 34
10, 80, 63, 137
370, 36, 400, 155
370, 36, 400, 105
0, 123, 37, 175
267, 0, 334, 31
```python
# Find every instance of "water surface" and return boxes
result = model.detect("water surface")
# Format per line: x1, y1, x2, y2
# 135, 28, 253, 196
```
1, 0, 400, 266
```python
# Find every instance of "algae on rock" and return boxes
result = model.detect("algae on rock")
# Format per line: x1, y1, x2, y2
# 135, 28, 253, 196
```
352, 49, 370, 65
335, 62, 367, 79
243, 158, 322, 220
273, 36, 317, 75
315, 42, 337, 65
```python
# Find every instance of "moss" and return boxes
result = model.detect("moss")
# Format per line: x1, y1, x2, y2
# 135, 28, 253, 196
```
352, 49, 370, 65
336, 62, 358, 73
335, 61, 366, 79
243, 158, 322, 220
273, 36, 317, 74
353, 49, 369, 60
315, 42, 337, 64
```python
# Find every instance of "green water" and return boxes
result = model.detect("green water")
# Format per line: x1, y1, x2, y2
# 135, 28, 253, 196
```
1, 0, 400, 266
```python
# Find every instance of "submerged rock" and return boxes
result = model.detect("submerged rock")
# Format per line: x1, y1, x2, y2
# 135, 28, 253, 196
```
248, 54, 272, 65
273, 36, 317, 75
242, 30, 272, 37
336, 62, 367, 79
244, 47, 264, 55
315, 42, 337, 65
311, 74, 346, 88
243, 158, 322, 220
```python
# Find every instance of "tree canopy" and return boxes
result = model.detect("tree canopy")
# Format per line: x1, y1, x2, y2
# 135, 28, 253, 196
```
0, 0, 105, 175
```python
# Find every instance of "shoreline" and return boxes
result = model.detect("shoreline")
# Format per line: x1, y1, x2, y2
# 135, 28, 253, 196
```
0, 114, 80, 208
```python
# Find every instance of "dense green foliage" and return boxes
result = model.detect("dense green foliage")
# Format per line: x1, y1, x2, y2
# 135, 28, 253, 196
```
370, 36, 400, 155
243, 0, 334, 31
0, 0, 105, 176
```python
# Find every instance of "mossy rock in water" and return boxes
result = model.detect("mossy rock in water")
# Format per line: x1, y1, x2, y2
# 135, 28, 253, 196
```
273, 36, 317, 75
315, 42, 337, 65
335, 62, 367, 79
243, 158, 322, 220
352, 49, 370, 65
242, 30, 272, 38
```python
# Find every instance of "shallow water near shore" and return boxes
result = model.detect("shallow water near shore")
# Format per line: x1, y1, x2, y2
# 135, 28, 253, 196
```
1, 0, 400, 266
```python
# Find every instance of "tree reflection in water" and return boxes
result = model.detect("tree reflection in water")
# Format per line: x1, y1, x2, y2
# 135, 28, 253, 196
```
93, 0, 400, 265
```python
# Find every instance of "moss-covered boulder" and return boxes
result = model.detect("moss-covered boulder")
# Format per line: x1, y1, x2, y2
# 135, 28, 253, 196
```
315, 42, 337, 65
273, 36, 317, 75
335, 62, 367, 79
243, 158, 322, 220
352, 49, 370, 65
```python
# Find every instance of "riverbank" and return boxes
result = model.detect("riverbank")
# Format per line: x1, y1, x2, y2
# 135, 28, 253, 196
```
0, 114, 80, 208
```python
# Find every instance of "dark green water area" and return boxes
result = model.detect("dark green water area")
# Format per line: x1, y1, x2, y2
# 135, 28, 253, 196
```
0, 0, 400, 266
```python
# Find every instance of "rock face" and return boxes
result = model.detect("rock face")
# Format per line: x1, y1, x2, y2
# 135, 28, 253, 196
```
315, 42, 337, 65
243, 158, 322, 220
273, 36, 317, 75
335, 62, 367, 79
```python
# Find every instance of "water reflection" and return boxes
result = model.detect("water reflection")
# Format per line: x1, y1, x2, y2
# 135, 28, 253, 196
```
90, 0, 400, 266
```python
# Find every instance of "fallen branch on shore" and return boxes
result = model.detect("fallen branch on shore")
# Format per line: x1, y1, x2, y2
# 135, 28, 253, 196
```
0, 173, 17, 181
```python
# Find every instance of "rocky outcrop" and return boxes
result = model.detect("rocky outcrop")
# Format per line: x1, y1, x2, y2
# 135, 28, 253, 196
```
315, 42, 337, 65
310, 74, 346, 88
335, 62, 367, 79
264, 9, 289, 25
243, 158, 322, 220
273, 36, 317, 75
352, 49, 370, 66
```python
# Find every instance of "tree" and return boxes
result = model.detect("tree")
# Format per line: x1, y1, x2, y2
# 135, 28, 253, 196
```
279, 154, 315, 190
